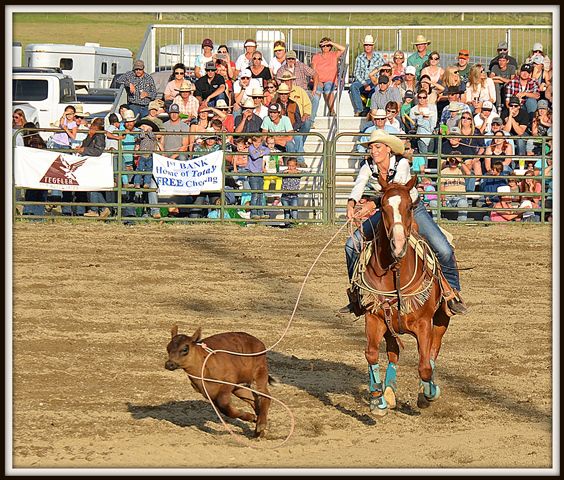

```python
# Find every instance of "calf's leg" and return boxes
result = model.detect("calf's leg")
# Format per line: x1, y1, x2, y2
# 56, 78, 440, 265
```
214, 386, 256, 422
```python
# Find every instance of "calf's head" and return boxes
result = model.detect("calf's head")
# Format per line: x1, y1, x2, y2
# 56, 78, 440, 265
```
165, 325, 203, 371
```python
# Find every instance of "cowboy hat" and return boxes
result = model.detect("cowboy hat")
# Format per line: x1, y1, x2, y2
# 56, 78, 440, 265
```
148, 99, 164, 111
74, 104, 91, 118
204, 126, 220, 139
359, 129, 405, 154
279, 71, 296, 81
215, 99, 231, 109
242, 98, 256, 109
175, 80, 195, 92
249, 87, 264, 97
121, 109, 138, 122
276, 83, 293, 94
370, 108, 387, 119
413, 34, 431, 45
136, 118, 160, 132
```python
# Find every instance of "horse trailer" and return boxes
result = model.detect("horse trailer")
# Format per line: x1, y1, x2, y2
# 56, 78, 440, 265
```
24, 43, 133, 91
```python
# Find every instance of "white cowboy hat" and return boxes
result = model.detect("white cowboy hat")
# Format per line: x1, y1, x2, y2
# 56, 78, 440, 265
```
242, 98, 256, 109
359, 129, 405, 155
370, 108, 387, 119
74, 104, 90, 118
363, 34, 375, 45
249, 87, 264, 97
215, 99, 231, 109
175, 80, 195, 92
413, 34, 431, 46
276, 83, 293, 94
121, 109, 139, 122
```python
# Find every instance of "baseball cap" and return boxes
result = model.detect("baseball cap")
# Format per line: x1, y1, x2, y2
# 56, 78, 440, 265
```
201, 38, 213, 48
268, 103, 281, 113
449, 126, 461, 135
168, 103, 180, 114
239, 69, 252, 79
404, 90, 415, 99
508, 95, 521, 106
532, 42, 543, 52
491, 117, 503, 125
405, 65, 416, 75
205, 61, 217, 71
286, 50, 297, 59
537, 99, 549, 110
497, 41, 509, 50
458, 49, 470, 59
482, 100, 494, 110
133, 59, 145, 70
520, 63, 533, 72
378, 74, 390, 85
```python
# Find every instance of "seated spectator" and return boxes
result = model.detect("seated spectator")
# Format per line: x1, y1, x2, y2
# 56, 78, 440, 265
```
488, 41, 518, 72
530, 55, 549, 100
384, 101, 404, 133
277, 71, 313, 136
390, 49, 406, 79
520, 169, 542, 210
234, 98, 263, 134
399, 90, 416, 133
194, 61, 227, 108
189, 105, 213, 151
410, 91, 435, 153
263, 79, 279, 107
234, 39, 268, 79
440, 151, 470, 221
398, 65, 418, 98
464, 64, 496, 115
501, 95, 530, 156
418, 176, 438, 220
275, 50, 318, 102
476, 160, 508, 213
214, 59, 233, 104
164, 63, 188, 104
484, 116, 515, 152
473, 100, 501, 134
420, 51, 444, 85
504, 64, 540, 116
488, 185, 522, 222
484, 131, 514, 173
439, 86, 471, 126
370, 72, 403, 112
233, 69, 262, 117
356, 109, 400, 154
443, 101, 464, 132
260, 103, 296, 154
524, 42, 551, 73
249, 50, 273, 88
172, 80, 199, 124
215, 45, 236, 81
457, 112, 485, 192
526, 100, 552, 156
249, 87, 269, 120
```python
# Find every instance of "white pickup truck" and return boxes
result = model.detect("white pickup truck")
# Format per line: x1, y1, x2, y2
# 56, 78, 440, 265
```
12, 67, 117, 130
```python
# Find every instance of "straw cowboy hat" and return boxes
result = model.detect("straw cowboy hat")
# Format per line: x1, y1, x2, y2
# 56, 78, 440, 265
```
279, 71, 296, 81
74, 104, 90, 118
242, 98, 256, 109
249, 87, 265, 97
276, 83, 293, 94
175, 80, 195, 92
215, 99, 231, 110
359, 129, 405, 155
121, 109, 139, 122
413, 34, 431, 46
370, 108, 387, 119
148, 99, 164, 111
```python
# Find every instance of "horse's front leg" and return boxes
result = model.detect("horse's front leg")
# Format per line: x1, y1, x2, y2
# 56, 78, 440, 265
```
365, 312, 389, 416
383, 330, 400, 409
415, 319, 441, 409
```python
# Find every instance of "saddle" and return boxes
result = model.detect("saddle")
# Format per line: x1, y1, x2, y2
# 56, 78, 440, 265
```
349, 230, 455, 317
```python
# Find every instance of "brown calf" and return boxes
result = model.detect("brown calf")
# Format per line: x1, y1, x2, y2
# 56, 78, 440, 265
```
165, 325, 273, 438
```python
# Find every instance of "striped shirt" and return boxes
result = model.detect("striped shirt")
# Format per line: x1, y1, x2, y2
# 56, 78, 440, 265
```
276, 61, 316, 91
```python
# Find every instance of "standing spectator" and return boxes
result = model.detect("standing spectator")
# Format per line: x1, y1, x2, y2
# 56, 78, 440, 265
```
421, 51, 444, 85
269, 40, 287, 75
504, 64, 539, 115
163, 63, 187, 104
311, 37, 346, 117
407, 34, 431, 80
488, 41, 518, 72
247, 135, 270, 219
194, 61, 226, 108
116, 60, 157, 119
369, 74, 402, 111
234, 98, 263, 134
463, 64, 496, 115
21, 123, 47, 218
163, 103, 190, 159
501, 95, 530, 155
234, 39, 268, 79
172, 80, 199, 124
454, 50, 472, 85
215, 45, 236, 81
276, 50, 317, 93
12, 108, 28, 147
194, 38, 215, 79
132, 118, 161, 190
348, 34, 385, 117
249, 50, 273, 88
484, 116, 515, 152
280, 157, 301, 224
489, 53, 516, 112
439, 151, 470, 222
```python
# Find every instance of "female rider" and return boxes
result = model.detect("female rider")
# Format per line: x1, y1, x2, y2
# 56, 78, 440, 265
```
340, 129, 468, 316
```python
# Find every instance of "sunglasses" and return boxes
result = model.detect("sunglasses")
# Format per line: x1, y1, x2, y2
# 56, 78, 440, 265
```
134, 68, 144, 71
320, 44, 331, 48
498, 48, 508, 52
533, 50, 542, 53
417, 96, 427, 99
430, 56, 440, 60
461, 116, 472, 119
386, 109, 397, 113
266, 86, 276, 90
253, 57, 262, 60
174, 71, 185, 75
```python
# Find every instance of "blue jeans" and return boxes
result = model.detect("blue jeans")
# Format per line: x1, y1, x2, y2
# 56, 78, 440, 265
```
248, 175, 264, 217
310, 91, 322, 123
133, 155, 153, 187
23, 189, 47, 216
129, 103, 149, 119
88, 191, 108, 213
281, 193, 299, 220
444, 196, 468, 221
345, 202, 461, 291
286, 137, 305, 165
349, 81, 376, 115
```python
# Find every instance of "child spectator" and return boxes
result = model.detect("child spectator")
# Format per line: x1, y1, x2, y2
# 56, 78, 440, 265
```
247, 135, 270, 219
134, 119, 161, 189
280, 157, 301, 225
418, 176, 438, 221
262, 136, 283, 207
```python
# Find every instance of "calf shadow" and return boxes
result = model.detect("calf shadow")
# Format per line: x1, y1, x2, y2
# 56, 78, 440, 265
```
126, 400, 254, 436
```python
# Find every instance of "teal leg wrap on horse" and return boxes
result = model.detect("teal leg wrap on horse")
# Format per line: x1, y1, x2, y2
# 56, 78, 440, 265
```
384, 362, 397, 392
368, 364, 383, 393
420, 379, 440, 400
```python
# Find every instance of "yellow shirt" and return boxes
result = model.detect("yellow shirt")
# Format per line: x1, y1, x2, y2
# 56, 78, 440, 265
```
289, 85, 312, 116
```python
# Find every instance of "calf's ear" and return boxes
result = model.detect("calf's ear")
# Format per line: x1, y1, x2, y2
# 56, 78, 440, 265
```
192, 327, 202, 343
171, 325, 178, 339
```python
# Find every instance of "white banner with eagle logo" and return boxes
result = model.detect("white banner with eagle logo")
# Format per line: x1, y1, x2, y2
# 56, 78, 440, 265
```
14, 146, 114, 191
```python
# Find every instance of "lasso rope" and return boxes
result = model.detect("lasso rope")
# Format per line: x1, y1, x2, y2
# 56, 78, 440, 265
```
184, 221, 352, 449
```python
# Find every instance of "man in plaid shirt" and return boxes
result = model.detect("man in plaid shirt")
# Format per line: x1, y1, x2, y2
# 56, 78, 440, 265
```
504, 63, 540, 115
116, 59, 157, 119
348, 35, 386, 116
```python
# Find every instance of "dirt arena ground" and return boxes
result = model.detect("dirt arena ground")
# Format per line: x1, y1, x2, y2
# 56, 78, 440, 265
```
10, 221, 554, 472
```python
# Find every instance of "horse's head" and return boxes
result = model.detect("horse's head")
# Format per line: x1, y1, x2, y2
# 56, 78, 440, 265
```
379, 174, 418, 262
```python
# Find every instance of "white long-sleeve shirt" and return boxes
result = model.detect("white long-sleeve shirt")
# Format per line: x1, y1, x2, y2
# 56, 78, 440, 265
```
349, 155, 418, 204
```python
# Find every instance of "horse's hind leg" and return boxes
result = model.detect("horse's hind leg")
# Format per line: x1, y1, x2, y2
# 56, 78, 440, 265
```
431, 308, 450, 363
383, 330, 400, 409
365, 312, 389, 416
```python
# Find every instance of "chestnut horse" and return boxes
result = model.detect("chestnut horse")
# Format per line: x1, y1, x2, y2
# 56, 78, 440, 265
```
351, 175, 451, 416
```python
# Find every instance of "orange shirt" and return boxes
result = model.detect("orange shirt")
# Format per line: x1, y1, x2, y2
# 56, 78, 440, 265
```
312, 50, 341, 83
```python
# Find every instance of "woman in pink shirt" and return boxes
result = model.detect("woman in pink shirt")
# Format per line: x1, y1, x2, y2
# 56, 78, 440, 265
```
311, 37, 346, 116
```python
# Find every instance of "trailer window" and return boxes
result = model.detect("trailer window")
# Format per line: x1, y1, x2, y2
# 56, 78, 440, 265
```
60, 58, 73, 70
59, 78, 76, 103
111, 63, 117, 75
12, 79, 49, 101
101, 62, 108, 75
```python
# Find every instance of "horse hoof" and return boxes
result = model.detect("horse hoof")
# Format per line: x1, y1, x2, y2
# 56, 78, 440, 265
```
427, 384, 441, 402
369, 396, 388, 416
383, 386, 397, 409
417, 392, 431, 409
